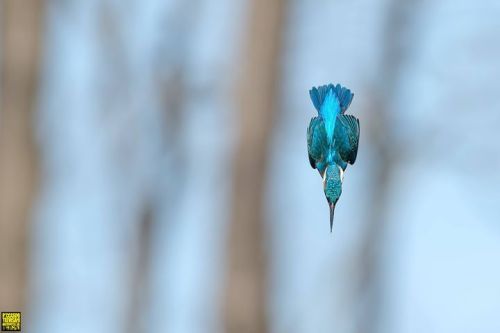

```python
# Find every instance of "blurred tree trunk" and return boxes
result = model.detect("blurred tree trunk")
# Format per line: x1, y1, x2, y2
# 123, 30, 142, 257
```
0, 0, 42, 311
223, 0, 285, 332
356, 1, 421, 332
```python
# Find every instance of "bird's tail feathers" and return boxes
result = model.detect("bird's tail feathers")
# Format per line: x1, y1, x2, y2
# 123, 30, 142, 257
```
309, 83, 354, 113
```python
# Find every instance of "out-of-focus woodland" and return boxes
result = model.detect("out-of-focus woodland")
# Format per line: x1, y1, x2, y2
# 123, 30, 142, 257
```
1, 1, 500, 333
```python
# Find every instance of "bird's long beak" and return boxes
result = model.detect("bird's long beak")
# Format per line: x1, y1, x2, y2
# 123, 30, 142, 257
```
329, 202, 335, 233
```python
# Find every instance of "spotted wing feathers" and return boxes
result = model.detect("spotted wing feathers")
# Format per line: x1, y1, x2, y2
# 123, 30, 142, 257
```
307, 117, 322, 169
334, 114, 360, 165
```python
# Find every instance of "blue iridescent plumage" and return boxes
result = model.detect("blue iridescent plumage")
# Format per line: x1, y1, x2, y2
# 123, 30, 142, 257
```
307, 83, 359, 232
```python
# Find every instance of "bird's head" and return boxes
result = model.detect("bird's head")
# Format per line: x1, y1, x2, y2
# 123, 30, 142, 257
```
322, 165, 344, 232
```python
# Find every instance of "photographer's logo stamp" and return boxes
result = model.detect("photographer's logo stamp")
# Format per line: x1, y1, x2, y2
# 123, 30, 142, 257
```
1, 312, 21, 331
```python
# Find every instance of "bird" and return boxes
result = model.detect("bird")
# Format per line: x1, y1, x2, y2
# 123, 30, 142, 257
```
307, 83, 360, 232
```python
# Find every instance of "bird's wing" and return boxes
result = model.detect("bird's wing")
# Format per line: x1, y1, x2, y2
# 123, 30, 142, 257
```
334, 114, 360, 165
307, 116, 325, 169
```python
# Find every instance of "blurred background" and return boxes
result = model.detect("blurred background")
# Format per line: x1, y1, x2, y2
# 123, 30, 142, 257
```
1, 0, 500, 332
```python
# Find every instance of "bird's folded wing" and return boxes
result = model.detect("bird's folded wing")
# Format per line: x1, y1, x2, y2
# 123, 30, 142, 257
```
334, 114, 360, 164
307, 117, 325, 169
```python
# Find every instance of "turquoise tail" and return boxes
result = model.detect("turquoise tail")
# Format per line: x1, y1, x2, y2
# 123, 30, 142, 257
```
309, 83, 354, 114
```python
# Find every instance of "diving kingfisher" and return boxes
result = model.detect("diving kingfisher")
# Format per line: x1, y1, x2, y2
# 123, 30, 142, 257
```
307, 84, 360, 232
